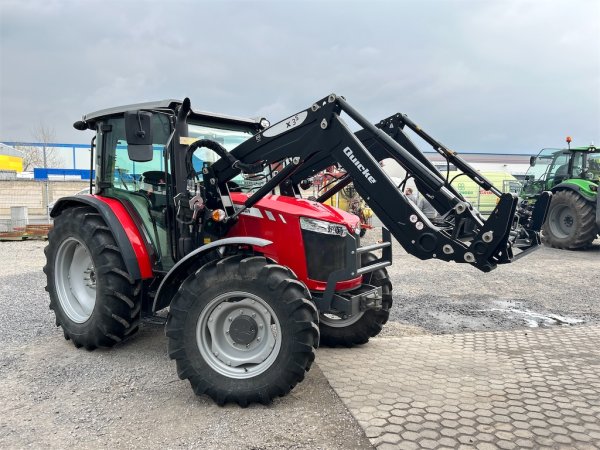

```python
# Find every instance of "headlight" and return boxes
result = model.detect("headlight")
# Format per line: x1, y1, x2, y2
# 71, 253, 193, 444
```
300, 217, 347, 237
260, 118, 270, 129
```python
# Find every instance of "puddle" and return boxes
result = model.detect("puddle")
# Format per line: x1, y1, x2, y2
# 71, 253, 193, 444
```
480, 300, 584, 328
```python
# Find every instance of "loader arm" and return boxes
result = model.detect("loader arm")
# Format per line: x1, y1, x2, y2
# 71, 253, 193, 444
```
289, 112, 498, 220
208, 94, 549, 272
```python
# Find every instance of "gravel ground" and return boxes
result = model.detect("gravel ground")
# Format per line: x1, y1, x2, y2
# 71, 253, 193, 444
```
0, 241, 371, 450
363, 228, 600, 335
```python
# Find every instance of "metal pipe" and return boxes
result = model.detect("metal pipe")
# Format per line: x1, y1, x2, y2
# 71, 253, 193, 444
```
356, 260, 392, 275
356, 241, 391, 254
316, 175, 351, 203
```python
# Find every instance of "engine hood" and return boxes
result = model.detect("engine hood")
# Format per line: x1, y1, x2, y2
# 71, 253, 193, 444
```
230, 192, 360, 232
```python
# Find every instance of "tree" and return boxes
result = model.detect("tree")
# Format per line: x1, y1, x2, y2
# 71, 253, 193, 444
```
16, 123, 64, 170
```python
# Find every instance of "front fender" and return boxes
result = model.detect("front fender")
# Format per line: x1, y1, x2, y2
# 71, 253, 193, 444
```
552, 181, 597, 202
152, 237, 273, 312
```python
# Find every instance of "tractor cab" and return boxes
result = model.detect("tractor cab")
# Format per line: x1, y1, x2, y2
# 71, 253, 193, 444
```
73, 100, 266, 271
522, 145, 599, 197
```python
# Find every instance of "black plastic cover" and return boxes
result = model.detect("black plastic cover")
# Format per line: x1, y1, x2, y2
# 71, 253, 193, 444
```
302, 230, 346, 281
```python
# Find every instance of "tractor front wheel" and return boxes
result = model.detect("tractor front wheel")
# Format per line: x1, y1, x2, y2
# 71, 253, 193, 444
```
319, 252, 393, 347
542, 190, 598, 249
44, 206, 142, 350
166, 255, 319, 406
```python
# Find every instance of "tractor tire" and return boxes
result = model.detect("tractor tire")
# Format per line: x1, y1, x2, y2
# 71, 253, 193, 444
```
319, 252, 393, 347
542, 190, 599, 249
166, 255, 319, 406
44, 206, 142, 350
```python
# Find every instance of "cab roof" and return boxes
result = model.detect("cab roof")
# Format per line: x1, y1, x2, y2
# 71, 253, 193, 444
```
81, 99, 263, 129
542, 146, 598, 154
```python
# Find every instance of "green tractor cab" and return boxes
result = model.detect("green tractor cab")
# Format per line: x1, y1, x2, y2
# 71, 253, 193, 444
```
521, 141, 599, 249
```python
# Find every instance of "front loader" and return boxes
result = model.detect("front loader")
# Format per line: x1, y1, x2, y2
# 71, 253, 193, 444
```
45, 94, 550, 406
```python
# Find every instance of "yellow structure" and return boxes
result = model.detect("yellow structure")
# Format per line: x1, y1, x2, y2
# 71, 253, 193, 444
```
0, 155, 23, 171
0, 144, 24, 172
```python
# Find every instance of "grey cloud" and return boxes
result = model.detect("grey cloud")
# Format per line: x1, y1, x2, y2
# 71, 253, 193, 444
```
0, 0, 598, 153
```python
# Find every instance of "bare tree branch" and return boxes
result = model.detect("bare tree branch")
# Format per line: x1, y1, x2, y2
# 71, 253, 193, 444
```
16, 123, 64, 170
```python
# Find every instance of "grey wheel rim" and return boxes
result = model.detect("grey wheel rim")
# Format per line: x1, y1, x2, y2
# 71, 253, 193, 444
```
196, 291, 282, 379
548, 204, 575, 239
320, 311, 365, 328
54, 237, 96, 323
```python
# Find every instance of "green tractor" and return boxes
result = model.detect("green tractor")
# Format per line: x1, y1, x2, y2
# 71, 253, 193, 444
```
521, 138, 599, 249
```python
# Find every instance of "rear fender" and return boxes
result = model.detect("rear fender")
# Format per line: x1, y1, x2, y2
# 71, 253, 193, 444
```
152, 237, 273, 312
51, 195, 154, 280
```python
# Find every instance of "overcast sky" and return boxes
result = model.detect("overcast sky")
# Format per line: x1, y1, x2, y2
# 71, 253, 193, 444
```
1, 0, 599, 153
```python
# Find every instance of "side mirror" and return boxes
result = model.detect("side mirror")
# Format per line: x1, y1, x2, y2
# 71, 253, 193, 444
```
125, 111, 154, 162
529, 156, 536, 167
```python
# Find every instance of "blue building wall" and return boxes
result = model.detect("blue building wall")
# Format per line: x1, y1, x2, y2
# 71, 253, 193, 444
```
33, 168, 95, 180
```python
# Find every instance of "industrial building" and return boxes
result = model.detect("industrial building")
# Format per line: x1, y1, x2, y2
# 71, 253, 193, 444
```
0, 143, 23, 173
1, 142, 534, 178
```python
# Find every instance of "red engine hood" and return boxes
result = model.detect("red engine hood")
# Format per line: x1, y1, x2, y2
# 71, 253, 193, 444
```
229, 192, 360, 231
227, 192, 363, 292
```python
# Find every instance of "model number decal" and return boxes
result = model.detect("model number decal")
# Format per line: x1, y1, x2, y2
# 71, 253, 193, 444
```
263, 111, 308, 138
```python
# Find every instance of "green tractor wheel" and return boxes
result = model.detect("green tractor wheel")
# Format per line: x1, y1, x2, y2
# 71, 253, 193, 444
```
542, 190, 599, 249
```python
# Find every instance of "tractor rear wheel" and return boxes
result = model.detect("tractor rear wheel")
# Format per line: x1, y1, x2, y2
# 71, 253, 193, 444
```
44, 206, 142, 350
319, 252, 393, 347
166, 255, 319, 406
542, 190, 598, 249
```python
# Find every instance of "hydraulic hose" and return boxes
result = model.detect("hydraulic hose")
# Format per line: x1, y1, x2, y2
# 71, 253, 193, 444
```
185, 139, 264, 177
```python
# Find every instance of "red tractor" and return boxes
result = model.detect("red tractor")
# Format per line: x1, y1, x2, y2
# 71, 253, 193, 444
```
45, 95, 550, 406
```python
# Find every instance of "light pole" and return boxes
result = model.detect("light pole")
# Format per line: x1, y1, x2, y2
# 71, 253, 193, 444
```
43, 144, 50, 223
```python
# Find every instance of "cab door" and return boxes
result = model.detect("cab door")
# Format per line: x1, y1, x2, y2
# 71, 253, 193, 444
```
96, 113, 174, 270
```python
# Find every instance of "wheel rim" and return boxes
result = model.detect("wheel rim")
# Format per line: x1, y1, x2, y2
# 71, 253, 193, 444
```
196, 291, 282, 379
548, 204, 576, 239
54, 237, 96, 323
320, 311, 365, 327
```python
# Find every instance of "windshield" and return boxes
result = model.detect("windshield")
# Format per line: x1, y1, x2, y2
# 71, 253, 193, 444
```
187, 123, 269, 192
188, 123, 252, 163
526, 148, 563, 180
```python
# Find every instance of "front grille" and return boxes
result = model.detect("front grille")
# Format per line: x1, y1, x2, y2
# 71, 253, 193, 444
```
302, 229, 346, 281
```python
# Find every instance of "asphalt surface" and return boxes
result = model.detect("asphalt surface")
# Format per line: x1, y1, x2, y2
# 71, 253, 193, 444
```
362, 229, 599, 335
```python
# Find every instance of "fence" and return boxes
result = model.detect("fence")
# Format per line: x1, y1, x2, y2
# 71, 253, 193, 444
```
0, 179, 89, 234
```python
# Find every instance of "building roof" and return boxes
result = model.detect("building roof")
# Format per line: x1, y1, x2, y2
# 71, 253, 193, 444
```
425, 152, 533, 164
0, 143, 24, 158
